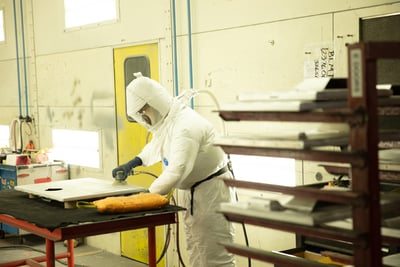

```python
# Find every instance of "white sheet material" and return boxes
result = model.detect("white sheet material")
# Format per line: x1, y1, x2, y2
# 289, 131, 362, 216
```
384, 253, 400, 266
14, 177, 147, 202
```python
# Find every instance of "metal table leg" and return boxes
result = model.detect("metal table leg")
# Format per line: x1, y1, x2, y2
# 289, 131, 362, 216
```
148, 226, 156, 267
45, 239, 55, 267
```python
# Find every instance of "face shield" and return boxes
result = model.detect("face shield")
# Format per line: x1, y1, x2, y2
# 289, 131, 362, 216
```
126, 73, 173, 132
135, 103, 163, 129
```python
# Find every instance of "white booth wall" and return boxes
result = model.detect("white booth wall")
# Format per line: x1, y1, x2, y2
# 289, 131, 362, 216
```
0, 0, 399, 266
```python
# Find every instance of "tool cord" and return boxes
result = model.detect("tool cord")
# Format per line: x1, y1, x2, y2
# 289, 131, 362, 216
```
131, 170, 186, 266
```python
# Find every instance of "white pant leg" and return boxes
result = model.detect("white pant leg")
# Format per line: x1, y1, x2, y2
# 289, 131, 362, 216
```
183, 176, 236, 267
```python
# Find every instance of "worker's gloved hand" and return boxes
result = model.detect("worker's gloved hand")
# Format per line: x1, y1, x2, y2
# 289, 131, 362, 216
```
112, 157, 143, 180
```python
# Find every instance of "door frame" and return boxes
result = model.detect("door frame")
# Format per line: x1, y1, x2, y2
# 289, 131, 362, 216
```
113, 43, 164, 265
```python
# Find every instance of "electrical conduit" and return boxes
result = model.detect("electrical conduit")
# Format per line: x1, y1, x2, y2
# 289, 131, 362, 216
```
187, 0, 194, 108
171, 0, 179, 97
12, 0, 22, 118
19, 0, 29, 118
10, 0, 34, 152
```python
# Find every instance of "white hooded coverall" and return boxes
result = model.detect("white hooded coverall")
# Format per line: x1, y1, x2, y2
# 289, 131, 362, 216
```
126, 73, 236, 267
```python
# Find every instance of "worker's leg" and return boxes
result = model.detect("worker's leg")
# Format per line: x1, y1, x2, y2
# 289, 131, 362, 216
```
183, 177, 236, 267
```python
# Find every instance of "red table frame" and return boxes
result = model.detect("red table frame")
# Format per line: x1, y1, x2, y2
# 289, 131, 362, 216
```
0, 211, 177, 267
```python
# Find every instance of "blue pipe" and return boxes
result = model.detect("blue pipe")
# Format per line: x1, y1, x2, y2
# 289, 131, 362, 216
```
187, 0, 194, 108
171, 0, 179, 97
20, 0, 29, 117
12, 0, 22, 118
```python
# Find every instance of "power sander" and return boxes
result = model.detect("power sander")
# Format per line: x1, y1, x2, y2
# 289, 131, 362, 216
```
113, 170, 129, 186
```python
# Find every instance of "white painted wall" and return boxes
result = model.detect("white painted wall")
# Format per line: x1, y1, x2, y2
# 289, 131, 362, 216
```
1, 0, 400, 266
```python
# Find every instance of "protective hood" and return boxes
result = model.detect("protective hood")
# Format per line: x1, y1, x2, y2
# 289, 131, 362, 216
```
126, 73, 173, 131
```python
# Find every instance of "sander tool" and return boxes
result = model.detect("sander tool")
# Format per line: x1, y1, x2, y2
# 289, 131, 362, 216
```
113, 170, 129, 186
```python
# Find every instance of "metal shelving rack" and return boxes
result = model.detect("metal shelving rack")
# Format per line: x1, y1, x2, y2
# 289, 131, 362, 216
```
217, 42, 400, 267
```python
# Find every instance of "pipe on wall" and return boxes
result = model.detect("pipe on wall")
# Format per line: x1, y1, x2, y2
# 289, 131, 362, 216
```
12, 0, 30, 119
12, 0, 22, 118
10, 0, 35, 152
187, 0, 194, 108
19, 0, 29, 117
171, 0, 179, 97
171, 0, 194, 108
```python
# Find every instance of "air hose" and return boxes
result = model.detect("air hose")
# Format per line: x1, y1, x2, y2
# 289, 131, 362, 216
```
133, 170, 187, 266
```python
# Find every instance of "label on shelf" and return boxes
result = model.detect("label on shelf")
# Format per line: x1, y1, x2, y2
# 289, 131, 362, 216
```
350, 48, 363, 98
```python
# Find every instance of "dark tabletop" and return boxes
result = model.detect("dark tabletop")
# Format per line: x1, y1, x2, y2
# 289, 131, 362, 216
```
0, 190, 184, 231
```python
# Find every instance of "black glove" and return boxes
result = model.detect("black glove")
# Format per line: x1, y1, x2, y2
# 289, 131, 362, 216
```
112, 157, 143, 180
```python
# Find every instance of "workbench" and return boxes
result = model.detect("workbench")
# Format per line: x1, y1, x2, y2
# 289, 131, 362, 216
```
0, 190, 184, 267
0, 162, 69, 234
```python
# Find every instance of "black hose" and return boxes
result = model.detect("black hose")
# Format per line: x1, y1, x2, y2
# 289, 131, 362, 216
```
171, 195, 186, 267
156, 224, 171, 264
133, 170, 182, 265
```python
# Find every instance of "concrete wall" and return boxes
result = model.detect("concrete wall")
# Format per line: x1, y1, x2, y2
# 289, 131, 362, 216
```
0, 0, 399, 266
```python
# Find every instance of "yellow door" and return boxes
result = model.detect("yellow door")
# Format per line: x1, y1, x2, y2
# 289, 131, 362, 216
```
114, 43, 164, 265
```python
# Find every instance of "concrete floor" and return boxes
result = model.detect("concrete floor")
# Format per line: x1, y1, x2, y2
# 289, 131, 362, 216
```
0, 234, 147, 267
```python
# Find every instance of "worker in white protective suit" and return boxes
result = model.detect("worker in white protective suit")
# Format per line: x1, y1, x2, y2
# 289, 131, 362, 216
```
112, 73, 236, 267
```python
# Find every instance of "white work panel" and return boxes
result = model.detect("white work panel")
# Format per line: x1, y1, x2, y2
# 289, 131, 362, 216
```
14, 177, 148, 202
